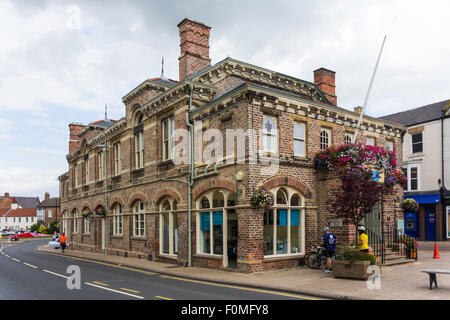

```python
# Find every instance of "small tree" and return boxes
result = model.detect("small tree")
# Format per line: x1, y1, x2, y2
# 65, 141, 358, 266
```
327, 166, 390, 245
30, 223, 39, 232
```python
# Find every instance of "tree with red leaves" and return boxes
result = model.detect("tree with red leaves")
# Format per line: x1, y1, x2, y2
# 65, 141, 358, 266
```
328, 166, 390, 245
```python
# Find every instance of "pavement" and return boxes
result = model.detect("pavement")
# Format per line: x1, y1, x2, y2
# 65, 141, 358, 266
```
36, 240, 450, 300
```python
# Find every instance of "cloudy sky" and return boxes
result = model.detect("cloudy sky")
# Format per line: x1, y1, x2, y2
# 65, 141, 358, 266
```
1, 0, 449, 198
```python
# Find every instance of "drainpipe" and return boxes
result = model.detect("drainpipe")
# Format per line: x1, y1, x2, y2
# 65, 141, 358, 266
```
186, 81, 194, 267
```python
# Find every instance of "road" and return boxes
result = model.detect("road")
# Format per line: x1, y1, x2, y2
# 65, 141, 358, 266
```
0, 239, 320, 300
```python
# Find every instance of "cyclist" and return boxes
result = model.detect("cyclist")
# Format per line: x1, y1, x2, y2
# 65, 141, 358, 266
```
358, 226, 369, 253
320, 227, 337, 273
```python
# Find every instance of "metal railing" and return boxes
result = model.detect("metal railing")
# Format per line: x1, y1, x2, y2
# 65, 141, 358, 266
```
366, 227, 386, 264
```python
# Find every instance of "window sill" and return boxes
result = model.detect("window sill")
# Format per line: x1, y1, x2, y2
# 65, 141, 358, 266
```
194, 253, 223, 260
130, 236, 147, 241
263, 253, 305, 261
112, 235, 123, 239
158, 159, 174, 167
158, 253, 177, 260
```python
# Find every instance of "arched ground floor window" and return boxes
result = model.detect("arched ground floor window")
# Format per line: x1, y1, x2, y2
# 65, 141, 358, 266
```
159, 197, 178, 256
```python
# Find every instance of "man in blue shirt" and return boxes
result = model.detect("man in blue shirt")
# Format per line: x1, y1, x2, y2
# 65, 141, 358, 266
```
320, 227, 337, 273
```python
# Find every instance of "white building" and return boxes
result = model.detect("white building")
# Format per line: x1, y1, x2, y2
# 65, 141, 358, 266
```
382, 99, 450, 241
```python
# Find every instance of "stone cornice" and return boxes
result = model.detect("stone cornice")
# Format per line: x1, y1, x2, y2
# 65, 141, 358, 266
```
122, 80, 171, 104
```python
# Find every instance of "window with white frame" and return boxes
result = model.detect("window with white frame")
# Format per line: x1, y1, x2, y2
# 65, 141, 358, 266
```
83, 210, 90, 234
85, 157, 89, 184
72, 210, 79, 233
197, 190, 236, 256
133, 201, 145, 237
366, 137, 375, 146
263, 187, 304, 256
48, 210, 52, 218
98, 151, 104, 180
409, 166, 419, 191
344, 133, 353, 145
114, 143, 121, 176
162, 116, 175, 161
320, 128, 331, 151
411, 132, 423, 153
262, 115, 277, 153
113, 204, 123, 236
159, 197, 178, 255
293, 122, 306, 156
135, 113, 144, 169
386, 140, 394, 152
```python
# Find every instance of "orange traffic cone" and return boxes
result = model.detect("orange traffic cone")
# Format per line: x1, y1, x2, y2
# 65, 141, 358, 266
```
433, 242, 440, 259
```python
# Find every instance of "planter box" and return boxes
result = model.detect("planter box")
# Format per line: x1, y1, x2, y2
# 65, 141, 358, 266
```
333, 259, 381, 280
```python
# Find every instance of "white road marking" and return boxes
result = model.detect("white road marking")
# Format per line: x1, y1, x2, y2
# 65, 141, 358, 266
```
43, 269, 69, 279
23, 262, 38, 269
12, 258, 21, 262
85, 282, 145, 299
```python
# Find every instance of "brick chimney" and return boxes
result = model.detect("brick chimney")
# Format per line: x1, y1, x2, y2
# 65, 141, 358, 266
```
69, 123, 85, 153
45, 192, 50, 200
178, 18, 211, 82
314, 68, 337, 106
4, 192, 9, 198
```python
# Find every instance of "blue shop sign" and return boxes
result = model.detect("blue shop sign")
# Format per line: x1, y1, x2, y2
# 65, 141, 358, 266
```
404, 194, 440, 204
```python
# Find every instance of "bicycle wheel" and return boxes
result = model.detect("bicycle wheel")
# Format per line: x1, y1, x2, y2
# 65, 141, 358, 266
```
306, 252, 320, 269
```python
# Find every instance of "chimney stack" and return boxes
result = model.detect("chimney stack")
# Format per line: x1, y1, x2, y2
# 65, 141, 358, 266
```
178, 18, 211, 82
354, 106, 363, 114
4, 192, 9, 198
314, 68, 337, 106
69, 123, 85, 153
45, 192, 50, 200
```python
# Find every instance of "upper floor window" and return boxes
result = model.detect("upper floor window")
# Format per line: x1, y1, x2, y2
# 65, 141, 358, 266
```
263, 115, 277, 153
162, 116, 175, 161
98, 151, 104, 180
344, 133, 353, 145
74, 163, 79, 187
412, 132, 423, 153
293, 122, 305, 157
386, 140, 394, 152
134, 113, 144, 169
320, 128, 331, 151
366, 137, 375, 146
84, 157, 89, 184
113, 143, 121, 176
409, 166, 419, 191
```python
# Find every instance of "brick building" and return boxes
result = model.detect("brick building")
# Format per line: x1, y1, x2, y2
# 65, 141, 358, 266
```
37, 192, 60, 227
59, 18, 405, 272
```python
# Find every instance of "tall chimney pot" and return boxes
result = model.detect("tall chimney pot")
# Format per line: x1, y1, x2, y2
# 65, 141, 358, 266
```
314, 68, 337, 106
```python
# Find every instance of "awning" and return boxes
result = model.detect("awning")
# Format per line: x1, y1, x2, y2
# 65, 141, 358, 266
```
404, 194, 440, 204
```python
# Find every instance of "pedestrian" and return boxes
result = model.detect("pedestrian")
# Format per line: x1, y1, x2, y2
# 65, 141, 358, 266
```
320, 227, 337, 274
358, 226, 369, 253
59, 232, 67, 253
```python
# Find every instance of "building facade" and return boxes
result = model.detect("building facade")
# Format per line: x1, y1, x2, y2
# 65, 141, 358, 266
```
59, 18, 405, 272
382, 99, 450, 241
37, 192, 60, 227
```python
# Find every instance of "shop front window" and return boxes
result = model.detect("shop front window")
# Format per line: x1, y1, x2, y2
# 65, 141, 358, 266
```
264, 187, 304, 257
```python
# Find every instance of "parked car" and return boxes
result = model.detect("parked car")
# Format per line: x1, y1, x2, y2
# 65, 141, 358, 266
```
48, 236, 60, 249
10, 235, 19, 241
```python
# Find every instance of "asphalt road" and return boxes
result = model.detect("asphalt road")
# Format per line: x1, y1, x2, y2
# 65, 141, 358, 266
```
0, 239, 319, 301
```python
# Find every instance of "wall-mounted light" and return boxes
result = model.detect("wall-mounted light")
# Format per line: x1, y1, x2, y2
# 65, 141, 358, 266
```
152, 130, 157, 140
235, 171, 243, 181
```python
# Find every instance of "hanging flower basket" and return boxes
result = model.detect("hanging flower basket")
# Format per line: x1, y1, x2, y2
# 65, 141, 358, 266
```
81, 210, 93, 218
403, 198, 419, 212
250, 187, 274, 209
95, 207, 106, 217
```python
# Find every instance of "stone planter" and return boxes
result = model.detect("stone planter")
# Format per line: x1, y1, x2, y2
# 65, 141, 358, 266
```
333, 258, 381, 280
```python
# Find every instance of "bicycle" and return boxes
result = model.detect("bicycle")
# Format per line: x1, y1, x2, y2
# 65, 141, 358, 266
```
304, 245, 336, 270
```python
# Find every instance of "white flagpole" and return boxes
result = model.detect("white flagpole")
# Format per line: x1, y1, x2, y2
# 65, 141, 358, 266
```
352, 36, 387, 144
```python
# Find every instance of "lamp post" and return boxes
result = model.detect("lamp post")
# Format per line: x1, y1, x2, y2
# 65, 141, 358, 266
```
99, 137, 109, 256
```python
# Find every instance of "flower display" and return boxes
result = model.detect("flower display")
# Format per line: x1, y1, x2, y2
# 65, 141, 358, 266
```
403, 198, 419, 212
95, 207, 106, 216
81, 209, 93, 218
250, 187, 274, 208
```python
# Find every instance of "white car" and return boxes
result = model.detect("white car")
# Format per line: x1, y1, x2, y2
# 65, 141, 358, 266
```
48, 237, 60, 249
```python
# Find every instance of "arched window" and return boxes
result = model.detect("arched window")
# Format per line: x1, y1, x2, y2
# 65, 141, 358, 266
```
320, 128, 331, 151
134, 112, 144, 169
72, 209, 79, 234
62, 211, 68, 235
159, 197, 178, 255
113, 204, 123, 236
196, 190, 237, 259
264, 187, 304, 256
133, 200, 145, 237
82, 207, 90, 234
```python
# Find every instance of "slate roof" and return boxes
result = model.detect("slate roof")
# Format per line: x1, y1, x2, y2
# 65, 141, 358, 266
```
38, 198, 60, 208
0, 196, 40, 209
380, 99, 449, 126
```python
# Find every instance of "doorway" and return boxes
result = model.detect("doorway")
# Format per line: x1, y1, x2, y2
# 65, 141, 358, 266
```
227, 211, 238, 269
363, 202, 382, 238
425, 206, 436, 241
